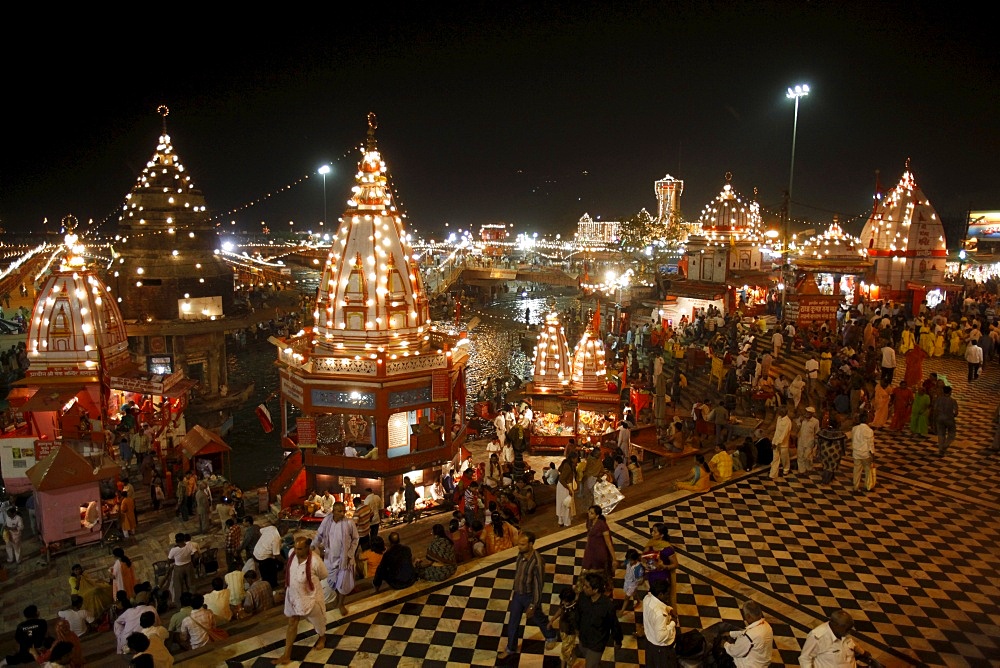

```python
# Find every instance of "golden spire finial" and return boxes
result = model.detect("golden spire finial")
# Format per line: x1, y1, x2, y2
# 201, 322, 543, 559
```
158, 105, 170, 135
366, 112, 378, 151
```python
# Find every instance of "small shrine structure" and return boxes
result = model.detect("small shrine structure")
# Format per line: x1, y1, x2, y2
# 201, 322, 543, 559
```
673, 174, 774, 316
787, 216, 872, 326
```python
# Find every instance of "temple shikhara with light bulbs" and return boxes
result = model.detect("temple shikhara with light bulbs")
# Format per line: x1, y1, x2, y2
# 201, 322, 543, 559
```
858, 161, 954, 311
267, 115, 470, 514
523, 308, 619, 452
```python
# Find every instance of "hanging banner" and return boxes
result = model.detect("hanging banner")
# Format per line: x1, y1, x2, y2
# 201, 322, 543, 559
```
296, 417, 317, 448
432, 370, 449, 401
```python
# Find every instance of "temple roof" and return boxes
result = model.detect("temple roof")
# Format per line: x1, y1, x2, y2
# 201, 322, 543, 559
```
859, 161, 947, 258
532, 311, 571, 391
694, 173, 764, 240
795, 216, 871, 270
27, 216, 130, 377
312, 114, 429, 352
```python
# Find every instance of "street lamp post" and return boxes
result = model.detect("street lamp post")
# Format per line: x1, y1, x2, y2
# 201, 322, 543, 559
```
781, 84, 809, 317
318, 164, 331, 227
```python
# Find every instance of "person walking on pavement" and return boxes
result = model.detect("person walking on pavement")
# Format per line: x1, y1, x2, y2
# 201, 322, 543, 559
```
574, 572, 624, 667
271, 537, 328, 666
642, 579, 678, 668
934, 385, 959, 455
4, 506, 25, 565
720, 599, 774, 668
796, 407, 820, 474
311, 501, 359, 616
965, 339, 983, 381
195, 482, 211, 534
880, 342, 896, 385
849, 416, 875, 493
498, 531, 559, 660
769, 407, 793, 479
800, 610, 875, 667
175, 475, 189, 522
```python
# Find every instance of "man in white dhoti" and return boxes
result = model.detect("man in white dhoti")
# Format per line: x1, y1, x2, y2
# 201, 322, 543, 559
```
493, 411, 507, 448
311, 501, 359, 617
272, 537, 328, 665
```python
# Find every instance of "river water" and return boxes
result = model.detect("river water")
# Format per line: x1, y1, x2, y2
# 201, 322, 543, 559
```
224, 268, 583, 489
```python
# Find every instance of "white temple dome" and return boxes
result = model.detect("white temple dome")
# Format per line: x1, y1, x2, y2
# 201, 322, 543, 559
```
27, 215, 131, 377
312, 114, 429, 352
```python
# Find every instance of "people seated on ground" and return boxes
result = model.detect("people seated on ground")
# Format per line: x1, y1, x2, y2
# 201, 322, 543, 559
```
167, 592, 194, 651
666, 417, 686, 452
179, 594, 217, 651
709, 444, 733, 483
114, 593, 159, 655
373, 531, 417, 592
482, 505, 519, 555
69, 563, 113, 621
390, 487, 406, 520
753, 430, 774, 468
314, 490, 336, 518
203, 576, 232, 624
674, 454, 712, 493
360, 536, 386, 579
139, 610, 170, 645
414, 523, 458, 582
739, 436, 757, 471
5, 605, 48, 666
512, 479, 537, 514
127, 630, 174, 668
543, 462, 559, 485
59, 595, 95, 637
240, 570, 273, 617
448, 519, 472, 564
428, 479, 446, 503
468, 520, 487, 558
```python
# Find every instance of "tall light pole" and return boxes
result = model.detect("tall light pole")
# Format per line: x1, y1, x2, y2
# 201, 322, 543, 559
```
318, 164, 331, 228
781, 83, 809, 317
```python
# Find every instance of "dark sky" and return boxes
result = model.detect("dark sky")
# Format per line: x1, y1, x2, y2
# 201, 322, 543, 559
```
4, 2, 997, 244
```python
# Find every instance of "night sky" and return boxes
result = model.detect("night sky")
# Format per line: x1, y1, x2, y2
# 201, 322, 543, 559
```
4, 2, 996, 244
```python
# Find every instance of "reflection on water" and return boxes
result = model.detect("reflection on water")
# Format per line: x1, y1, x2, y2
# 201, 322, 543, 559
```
224, 270, 581, 489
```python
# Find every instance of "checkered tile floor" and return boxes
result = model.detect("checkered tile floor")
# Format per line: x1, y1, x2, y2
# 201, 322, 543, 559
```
620, 463, 1000, 667
223, 355, 1000, 668
229, 534, 806, 667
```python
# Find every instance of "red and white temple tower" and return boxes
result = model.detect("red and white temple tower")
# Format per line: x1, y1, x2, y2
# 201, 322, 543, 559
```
858, 161, 952, 311
268, 114, 469, 513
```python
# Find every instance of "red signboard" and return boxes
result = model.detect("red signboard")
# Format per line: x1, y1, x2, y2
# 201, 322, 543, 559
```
788, 295, 841, 326
296, 417, 317, 448
432, 370, 450, 401
34, 440, 56, 460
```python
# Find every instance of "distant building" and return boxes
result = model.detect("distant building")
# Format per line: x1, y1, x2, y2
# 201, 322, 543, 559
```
575, 213, 619, 245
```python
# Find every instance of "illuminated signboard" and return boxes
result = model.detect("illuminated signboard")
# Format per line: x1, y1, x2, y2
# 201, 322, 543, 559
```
966, 211, 1000, 239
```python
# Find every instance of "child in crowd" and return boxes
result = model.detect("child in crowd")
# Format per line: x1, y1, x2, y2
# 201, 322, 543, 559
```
548, 586, 579, 668
628, 455, 644, 485
622, 548, 644, 611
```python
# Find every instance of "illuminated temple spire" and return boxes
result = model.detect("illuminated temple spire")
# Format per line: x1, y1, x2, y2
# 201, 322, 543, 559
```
28, 215, 130, 377
532, 311, 571, 391
313, 113, 429, 351
572, 324, 607, 392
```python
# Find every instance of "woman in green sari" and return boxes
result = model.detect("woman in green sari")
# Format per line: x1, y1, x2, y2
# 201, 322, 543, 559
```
909, 386, 931, 435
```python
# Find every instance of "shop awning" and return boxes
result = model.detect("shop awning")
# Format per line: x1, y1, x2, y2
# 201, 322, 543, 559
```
22, 386, 87, 413
666, 281, 726, 300
179, 425, 232, 459
4, 387, 37, 409
163, 379, 199, 399
26, 445, 99, 491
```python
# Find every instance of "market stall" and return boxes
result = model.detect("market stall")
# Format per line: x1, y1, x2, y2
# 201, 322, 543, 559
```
178, 425, 232, 482
26, 445, 120, 561
526, 389, 620, 453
